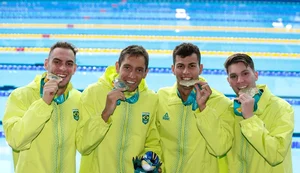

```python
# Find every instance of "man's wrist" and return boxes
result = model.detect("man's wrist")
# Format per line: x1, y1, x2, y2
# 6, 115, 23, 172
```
199, 104, 206, 112
101, 109, 111, 122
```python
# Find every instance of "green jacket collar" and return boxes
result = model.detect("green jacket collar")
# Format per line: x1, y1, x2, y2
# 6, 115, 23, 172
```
255, 84, 271, 116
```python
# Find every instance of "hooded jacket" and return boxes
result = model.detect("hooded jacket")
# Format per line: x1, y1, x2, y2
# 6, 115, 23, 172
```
76, 66, 161, 173
3, 73, 81, 173
227, 84, 294, 173
156, 77, 234, 173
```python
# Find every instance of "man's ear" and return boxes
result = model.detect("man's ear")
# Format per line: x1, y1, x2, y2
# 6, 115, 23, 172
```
254, 71, 258, 81
72, 64, 77, 75
115, 61, 120, 73
143, 68, 149, 78
171, 65, 175, 75
198, 64, 203, 75
44, 58, 49, 71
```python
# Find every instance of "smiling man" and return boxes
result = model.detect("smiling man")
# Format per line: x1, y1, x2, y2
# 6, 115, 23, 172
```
3, 41, 81, 173
156, 42, 234, 173
224, 53, 294, 173
76, 45, 161, 173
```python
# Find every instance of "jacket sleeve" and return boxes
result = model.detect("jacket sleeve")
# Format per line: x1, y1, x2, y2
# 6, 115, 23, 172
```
76, 88, 111, 155
3, 91, 53, 151
240, 104, 294, 166
194, 95, 234, 156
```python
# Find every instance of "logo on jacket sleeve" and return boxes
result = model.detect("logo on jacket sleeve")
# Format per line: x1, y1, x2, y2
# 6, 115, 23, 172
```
142, 112, 150, 124
73, 109, 79, 121
162, 113, 170, 120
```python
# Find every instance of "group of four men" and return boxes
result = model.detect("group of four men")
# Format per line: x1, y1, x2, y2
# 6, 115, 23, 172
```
3, 41, 294, 173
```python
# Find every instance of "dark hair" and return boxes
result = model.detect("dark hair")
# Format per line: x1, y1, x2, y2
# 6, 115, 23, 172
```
49, 41, 77, 58
118, 45, 149, 70
224, 53, 255, 73
172, 43, 201, 65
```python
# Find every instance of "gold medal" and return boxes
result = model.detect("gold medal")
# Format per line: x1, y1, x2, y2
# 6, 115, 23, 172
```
239, 87, 259, 97
179, 79, 199, 87
46, 72, 62, 82
113, 78, 129, 91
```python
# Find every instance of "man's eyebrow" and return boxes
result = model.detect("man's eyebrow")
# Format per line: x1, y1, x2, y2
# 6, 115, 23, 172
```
66, 60, 75, 63
241, 69, 250, 73
52, 58, 75, 63
52, 58, 61, 61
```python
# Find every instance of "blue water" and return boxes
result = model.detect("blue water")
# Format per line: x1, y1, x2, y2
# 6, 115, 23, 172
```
0, 0, 299, 172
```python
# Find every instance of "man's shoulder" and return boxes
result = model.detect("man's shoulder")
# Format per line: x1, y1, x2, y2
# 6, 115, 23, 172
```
6, 86, 38, 107
10, 83, 37, 97
141, 88, 156, 95
260, 85, 291, 108
82, 81, 107, 93
210, 88, 230, 99
157, 86, 174, 94
139, 89, 158, 103
269, 94, 292, 109
70, 88, 82, 97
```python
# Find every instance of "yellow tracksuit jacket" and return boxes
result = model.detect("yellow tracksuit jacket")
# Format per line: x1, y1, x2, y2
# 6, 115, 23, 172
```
76, 66, 161, 173
3, 73, 81, 173
227, 84, 294, 173
156, 79, 234, 173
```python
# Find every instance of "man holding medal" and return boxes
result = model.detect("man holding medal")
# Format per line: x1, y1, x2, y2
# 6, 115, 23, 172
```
3, 41, 81, 172
76, 45, 161, 173
224, 53, 294, 173
156, 43, 234, 173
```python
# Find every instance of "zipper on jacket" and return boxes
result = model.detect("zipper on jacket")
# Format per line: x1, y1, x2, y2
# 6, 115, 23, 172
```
175, 105, 188, 173
118, 103, 129, 173
58, 104, 65, 173
52, 103, 59, 173
53, 103, 64, 173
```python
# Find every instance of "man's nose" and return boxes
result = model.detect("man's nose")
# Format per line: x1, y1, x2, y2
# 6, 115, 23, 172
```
237, 76, 244, 83
128, 71, 136, 78
183, 67, 189, 74
59, 64, 67, 71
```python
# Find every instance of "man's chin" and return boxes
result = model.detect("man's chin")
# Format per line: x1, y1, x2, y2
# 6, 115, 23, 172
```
180, 85, 194, 90
234, 90, 240, 96
127, 86, 138, 92
58, 82, 69, 89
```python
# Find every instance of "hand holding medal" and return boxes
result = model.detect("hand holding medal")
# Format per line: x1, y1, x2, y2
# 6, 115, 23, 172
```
234, 87, 261, 118
179, 79, 212, 111
101, 78, 128, 122
42, 73, 63, 105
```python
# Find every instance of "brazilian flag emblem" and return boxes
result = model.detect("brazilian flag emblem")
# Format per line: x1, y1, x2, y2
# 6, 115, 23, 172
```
73, 109, 79, 121
142, 112, 150, 125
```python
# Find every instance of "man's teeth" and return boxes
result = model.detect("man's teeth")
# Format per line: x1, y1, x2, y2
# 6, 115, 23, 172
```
179, 79, 197, 87
239, 86, 247, 89
182, 78, 192, 80
57, 74, 66, 78
127, 81, 135, 84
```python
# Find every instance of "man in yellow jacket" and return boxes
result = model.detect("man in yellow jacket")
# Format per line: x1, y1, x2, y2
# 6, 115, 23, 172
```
156, 43, 234, 173
76, 45, 161, 173
3, 41, 81, 173
224, 53, 294, 173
